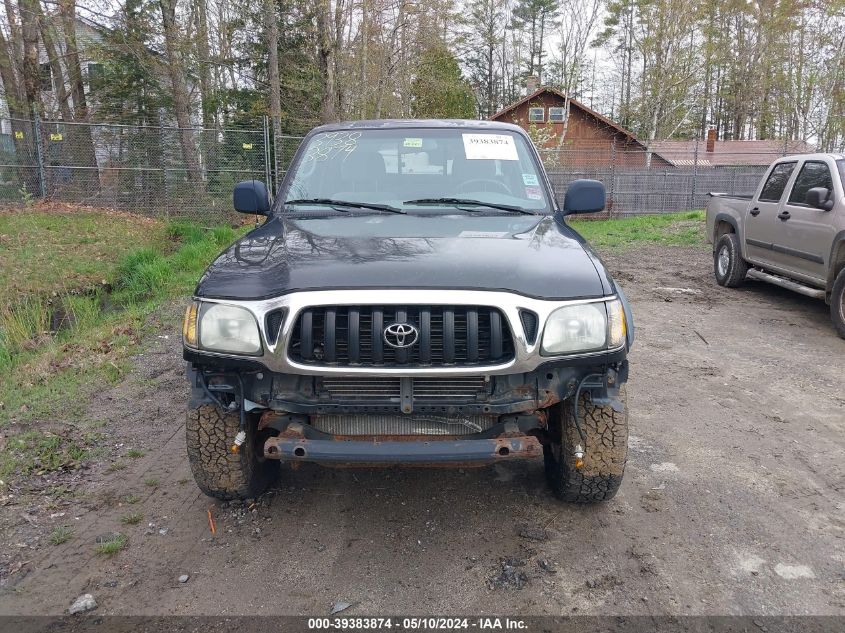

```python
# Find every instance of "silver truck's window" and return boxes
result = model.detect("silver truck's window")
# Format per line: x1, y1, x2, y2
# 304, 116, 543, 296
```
788, 161, 834, 205
759, 162, 796, 202
283, 128, 550, 212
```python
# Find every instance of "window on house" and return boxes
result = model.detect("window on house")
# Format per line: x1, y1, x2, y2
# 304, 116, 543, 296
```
548, 107, 566, 123
86, 63, 104, 91
39, 63, 53, 92
528, 107, 544, 123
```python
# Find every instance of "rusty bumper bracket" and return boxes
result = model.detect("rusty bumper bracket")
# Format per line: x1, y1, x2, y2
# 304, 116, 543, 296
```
263, 435, 543, 465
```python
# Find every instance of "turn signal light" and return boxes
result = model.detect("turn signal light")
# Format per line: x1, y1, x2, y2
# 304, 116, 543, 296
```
182, 301, 199, 347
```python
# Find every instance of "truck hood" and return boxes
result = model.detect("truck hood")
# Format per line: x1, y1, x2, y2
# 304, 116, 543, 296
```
195, 213, 612, 301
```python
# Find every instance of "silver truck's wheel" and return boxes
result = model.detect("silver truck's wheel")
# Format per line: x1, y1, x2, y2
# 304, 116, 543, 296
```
831, 268, 845, 339
543, 388, 628, 504
714, 233, 748, 288
186, 405, 278, 500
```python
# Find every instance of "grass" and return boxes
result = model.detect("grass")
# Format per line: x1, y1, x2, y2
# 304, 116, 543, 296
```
120, 512, 143, 525
96, 532, 127, 556
0, 206, 167, 302
144, 477, 159, 488
0, 204, 243, 484
123, 494, 140, 505
0, 430, 93, 479
126, 448, 145, 458
569, 210, 706, 249
49, 525, 74, 545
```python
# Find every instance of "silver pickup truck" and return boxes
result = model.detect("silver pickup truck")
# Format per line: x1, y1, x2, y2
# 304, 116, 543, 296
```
706, 153, 845, 338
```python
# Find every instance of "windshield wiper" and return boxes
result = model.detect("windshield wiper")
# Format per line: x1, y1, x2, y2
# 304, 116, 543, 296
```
403, 197, 537, 215
285, 198, 405, 214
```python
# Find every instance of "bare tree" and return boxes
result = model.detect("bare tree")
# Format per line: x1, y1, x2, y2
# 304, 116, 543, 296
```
551, 0, 602, 97
36, 3, 73, 122
159, 0, 202, 183
316, 0, 338, 122
194, 0, 214, 130
18, 0, 40, 114
265, 0, 282, 142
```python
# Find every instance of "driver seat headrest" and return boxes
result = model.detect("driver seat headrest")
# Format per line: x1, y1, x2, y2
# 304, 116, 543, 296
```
340, 151, 386, 191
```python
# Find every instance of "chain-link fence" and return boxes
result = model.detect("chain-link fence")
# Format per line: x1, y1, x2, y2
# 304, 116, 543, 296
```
0, 116, 295, 222
1, 117, 839, 220
538, 139, 841, 217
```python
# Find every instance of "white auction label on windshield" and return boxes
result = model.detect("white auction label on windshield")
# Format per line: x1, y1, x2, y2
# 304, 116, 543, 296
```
462, 133, 519, 160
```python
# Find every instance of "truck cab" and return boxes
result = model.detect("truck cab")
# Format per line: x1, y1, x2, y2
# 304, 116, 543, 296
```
707, 153, 845, 337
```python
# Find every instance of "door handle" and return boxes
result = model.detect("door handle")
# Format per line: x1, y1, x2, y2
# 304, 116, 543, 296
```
749, 207, 760, 217
778, 211, 791, 221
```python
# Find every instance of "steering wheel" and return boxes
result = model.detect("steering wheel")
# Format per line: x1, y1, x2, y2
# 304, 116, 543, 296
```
457, 178, 512, 196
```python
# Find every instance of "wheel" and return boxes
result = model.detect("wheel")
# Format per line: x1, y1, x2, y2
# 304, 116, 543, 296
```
186, 404, 278, 500
543, 388, 628, 503
714, 233, 748, 288
831, 268, 845, 339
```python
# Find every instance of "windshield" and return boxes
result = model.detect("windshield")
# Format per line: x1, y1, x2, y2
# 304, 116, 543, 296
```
279, 128, 551, 213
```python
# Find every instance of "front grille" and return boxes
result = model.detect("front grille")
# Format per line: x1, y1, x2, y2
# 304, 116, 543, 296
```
310, 413, 496, 436
319, 376, 489, 402
289, 306, 514, 367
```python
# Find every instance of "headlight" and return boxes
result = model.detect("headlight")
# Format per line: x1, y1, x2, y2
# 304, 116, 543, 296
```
197, 303, 262, 355
541, 299, 626, 355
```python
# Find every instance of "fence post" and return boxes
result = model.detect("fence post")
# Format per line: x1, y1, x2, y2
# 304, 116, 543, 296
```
609, 139, 616, 218
32, 109, 46, 199
160, 123, 169, 220
263, 115, 272, 195
273, 134, 280, 189
691, 138, 699, 211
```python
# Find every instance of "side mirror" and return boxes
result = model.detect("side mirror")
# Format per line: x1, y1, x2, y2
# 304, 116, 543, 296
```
233, 180, 270, 215
561, 179, 606, 215
805, 187, 834, 211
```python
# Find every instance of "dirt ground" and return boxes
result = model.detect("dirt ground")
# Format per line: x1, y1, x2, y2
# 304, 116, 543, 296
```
0, 244, 843, 617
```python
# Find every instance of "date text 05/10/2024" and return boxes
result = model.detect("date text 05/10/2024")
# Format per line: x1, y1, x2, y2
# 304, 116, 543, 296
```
307, 617, 529, 630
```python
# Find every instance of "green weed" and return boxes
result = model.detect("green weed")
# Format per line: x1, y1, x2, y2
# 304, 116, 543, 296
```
96, 533, 127, 556
48, 526, 74, 545
120, 512, 143, 525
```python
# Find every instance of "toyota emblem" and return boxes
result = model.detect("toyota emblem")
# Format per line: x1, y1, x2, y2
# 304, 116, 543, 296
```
383, 322, 419, 348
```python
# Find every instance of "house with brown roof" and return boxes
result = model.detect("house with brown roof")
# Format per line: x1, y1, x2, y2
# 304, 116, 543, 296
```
490, 84, 672, 168
650, 129, 815, 167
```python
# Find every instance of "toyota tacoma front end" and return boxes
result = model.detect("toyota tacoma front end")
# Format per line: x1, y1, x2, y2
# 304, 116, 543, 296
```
182, 120, 634, 503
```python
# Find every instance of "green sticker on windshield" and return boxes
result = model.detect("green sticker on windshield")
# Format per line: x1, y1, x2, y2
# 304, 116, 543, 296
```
403, 138, 423, 148
522, 173, 539, 186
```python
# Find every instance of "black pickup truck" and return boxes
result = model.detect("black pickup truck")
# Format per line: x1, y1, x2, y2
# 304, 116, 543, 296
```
182, 120, 634, 504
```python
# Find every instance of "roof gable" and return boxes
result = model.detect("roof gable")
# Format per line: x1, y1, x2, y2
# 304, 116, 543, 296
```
490, 86, 642, 145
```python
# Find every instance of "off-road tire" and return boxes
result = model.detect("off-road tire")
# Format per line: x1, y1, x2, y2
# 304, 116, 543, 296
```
831, 268, 845, 339
714, 233, 748, 288
543, 388, 628, 503
186, 404, 278, 500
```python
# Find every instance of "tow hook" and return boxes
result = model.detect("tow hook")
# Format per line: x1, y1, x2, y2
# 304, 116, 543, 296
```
231, 430, 246, 454
574, 443, 585, 469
